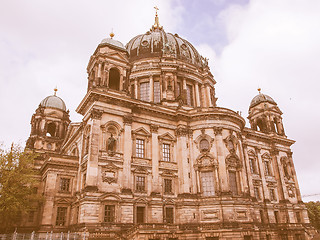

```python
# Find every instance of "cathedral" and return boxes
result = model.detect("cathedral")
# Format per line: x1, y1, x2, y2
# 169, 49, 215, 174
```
22, 11, 315, 240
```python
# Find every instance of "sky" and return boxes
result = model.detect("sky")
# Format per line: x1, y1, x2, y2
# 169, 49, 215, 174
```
0, 0, 319, 201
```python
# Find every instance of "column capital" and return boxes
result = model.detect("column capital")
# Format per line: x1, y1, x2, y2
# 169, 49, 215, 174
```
123, 115, 133, 125
213, 127, 222, 135
90, 109, 103, 120
150, 124, 159, 133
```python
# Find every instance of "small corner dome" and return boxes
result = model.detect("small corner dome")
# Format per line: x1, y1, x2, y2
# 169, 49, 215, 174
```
40, 95, 67, 111
100, 37, 126, 51
250, 93, 276, 108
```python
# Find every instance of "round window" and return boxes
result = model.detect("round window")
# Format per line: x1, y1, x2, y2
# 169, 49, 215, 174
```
200, 139, 209, 152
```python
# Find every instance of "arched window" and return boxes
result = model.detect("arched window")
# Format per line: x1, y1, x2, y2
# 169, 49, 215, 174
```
47, 122, 56, 137
256, 119, 267, 132
109, 68, 120, 90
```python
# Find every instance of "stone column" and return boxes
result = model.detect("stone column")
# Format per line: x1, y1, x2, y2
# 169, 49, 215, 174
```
242, 143, 255, 197
176, 127, 190, 193
40, 172, 57, 226
85, 109, 103, 189
122, 115, 133, 190
150, 124, 160, 193
201, 84, 207, 107
97, 62, 102, 85
194, 82, 201, 108
287, 152, 302, 201
237, 136, 249, 194
120, 71, 124, 91
206, 85, 212, 107
182, 77, 187, 103
271, 149, 289, 201
214, 127, 228, 192
149, 75, 153, 102
256, 148, 270, 200
134, 78, 138, 99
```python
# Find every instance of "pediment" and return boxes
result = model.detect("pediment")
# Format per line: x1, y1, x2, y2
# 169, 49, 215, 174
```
261, 152, 271, 159
101, 194, 121, 202
107, 52, 129, 63
247, 149, 256, 156
132, 127, 151, 136
158, 132, 175, 141
55, 198, 72, 204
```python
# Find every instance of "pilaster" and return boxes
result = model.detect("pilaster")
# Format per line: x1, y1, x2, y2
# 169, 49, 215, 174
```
123, 115, 133, 190
150, 124, 160, 193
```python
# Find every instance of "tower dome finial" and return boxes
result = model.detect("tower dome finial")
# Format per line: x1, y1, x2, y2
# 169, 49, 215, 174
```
152, 6, 162, 30
54, 87, 58, 96
257, 87, 261, 94
110, 28, 115, 39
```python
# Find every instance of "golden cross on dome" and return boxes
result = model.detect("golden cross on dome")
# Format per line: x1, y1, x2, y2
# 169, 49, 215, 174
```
154, 6, 159, 15
152, 6, 162, 30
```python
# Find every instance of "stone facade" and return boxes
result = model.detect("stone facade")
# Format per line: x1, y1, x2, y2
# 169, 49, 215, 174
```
22, 16, 316, 240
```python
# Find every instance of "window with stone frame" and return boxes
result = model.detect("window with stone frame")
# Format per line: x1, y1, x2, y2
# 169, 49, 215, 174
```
249, 157, 258, 174
136, 139, 145, 158
136, 206, 145, 223
56, 207, 67, 226
254, 186, 261, 200
164, 178, 173, 194
164, 207, 174, 224
162, 143, 171, 162
177, 82, 181, 96
280, 234, 288, 240
140, 82, 150, 102
201, 171, 215, 196
136, 175, 146, 192
264, 160, 272, 176
269, 188, 277, 201
295, 211, 302, 223
274, 210, 280, 223
229, 171, 238, 195
186, 84, 193, 106
154, 81, 160, 103
60, 178, 71, 192
104, 205, 115, 223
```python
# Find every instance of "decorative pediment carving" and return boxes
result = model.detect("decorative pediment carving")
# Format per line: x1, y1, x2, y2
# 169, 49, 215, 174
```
247, 149, 256, 157
158, 132, 176, 141
132, 166, 148, 174
132, 127, 151, 137
225, 154, 242, 169
195, 153, 217, 170
223, 132, 238, 154
261, 152, 271, 160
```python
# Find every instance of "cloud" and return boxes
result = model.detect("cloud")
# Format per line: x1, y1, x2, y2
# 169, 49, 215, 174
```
211, 0, 320, 200
0, 0, 181, 147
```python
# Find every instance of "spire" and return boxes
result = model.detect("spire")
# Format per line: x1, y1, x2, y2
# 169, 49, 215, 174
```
257, 88, 261, 94
110, 28, 114, 39
152, 6, 162, 30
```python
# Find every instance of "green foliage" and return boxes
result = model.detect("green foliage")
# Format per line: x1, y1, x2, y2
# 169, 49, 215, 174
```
0, 144, 42, 229
305, 201, 320, 230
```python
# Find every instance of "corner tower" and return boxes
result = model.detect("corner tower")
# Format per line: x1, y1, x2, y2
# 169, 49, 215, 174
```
27, 89, 70, 152
248, 89, 285, 135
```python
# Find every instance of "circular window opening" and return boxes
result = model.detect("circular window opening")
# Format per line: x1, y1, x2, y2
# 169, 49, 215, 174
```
200, 139, 209, 152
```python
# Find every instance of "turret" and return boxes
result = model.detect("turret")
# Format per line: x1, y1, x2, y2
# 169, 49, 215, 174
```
27, 89, 70, 152
248, 89, 285, 135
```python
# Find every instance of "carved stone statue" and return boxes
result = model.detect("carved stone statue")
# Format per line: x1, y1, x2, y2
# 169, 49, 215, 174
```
107, 133, 116, 152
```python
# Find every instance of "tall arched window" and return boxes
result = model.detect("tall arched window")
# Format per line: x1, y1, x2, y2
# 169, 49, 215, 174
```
109, 68, 120, 90
47, 122, 56, 137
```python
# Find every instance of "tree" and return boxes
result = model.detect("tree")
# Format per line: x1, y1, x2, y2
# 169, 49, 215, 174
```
305, 201, 320, 231
0, 143, 42, 231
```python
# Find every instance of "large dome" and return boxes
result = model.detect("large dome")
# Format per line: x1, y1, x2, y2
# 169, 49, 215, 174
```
126, 28, 206, 67
40, 95, 67, 111
250, 92, 276, 108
